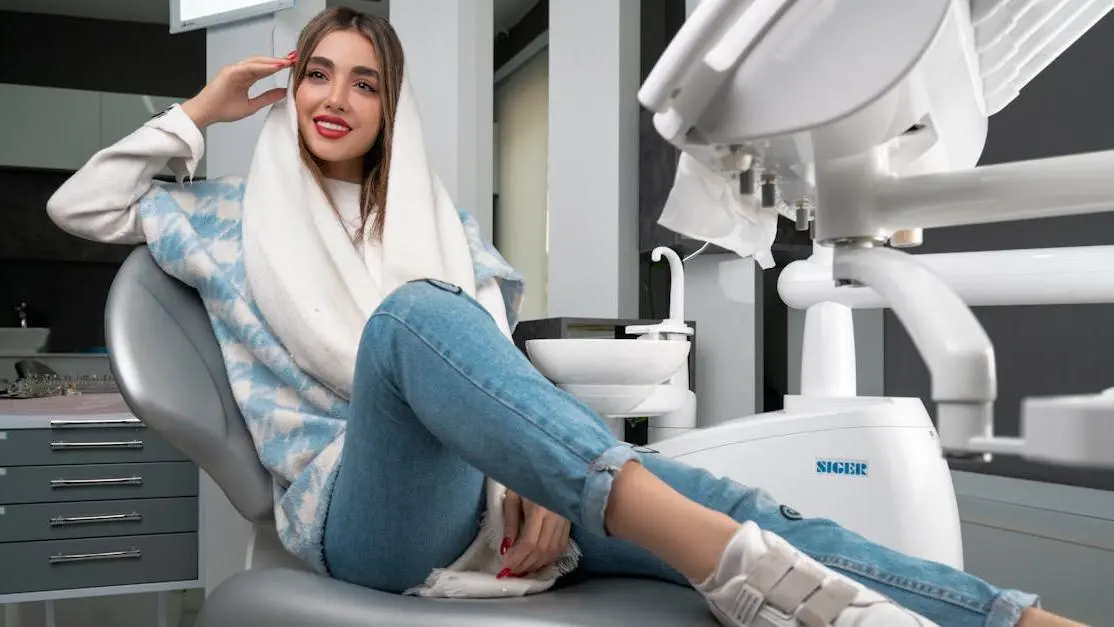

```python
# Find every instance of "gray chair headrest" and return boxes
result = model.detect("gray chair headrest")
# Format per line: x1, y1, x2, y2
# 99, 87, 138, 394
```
106, 246, 273, 524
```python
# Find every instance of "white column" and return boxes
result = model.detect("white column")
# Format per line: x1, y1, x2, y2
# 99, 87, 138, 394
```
205, 2, 325, 178
548, 0, 641, 318
200, 1, 326, 593
391, 0, 495, 238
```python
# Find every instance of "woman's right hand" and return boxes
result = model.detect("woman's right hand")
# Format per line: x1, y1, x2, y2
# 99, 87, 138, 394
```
180, 55, 294, 129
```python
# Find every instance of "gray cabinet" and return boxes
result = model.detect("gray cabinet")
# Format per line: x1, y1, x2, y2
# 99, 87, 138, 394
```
0, 533, 198, 596
0, 395, 202, 622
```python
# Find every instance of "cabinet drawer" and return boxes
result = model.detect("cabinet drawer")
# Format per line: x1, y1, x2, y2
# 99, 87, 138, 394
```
0, 497, 197, 543
0, 424, 187, 466
0, 462, 197, 505
0, 532, 198, 594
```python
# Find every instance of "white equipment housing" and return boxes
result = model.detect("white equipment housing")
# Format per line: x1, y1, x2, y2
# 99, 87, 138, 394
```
652, 396, 965, 569
634, 0, 1114, 563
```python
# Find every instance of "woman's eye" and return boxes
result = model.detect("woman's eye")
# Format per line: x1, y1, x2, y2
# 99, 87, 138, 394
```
355, 81, 377, 92
307, 70, 327, 81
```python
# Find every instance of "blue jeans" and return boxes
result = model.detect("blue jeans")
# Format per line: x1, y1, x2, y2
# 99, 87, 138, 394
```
323, 280, 1039, 627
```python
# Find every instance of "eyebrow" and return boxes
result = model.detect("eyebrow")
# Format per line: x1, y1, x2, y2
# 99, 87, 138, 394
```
308, 56, 380, 79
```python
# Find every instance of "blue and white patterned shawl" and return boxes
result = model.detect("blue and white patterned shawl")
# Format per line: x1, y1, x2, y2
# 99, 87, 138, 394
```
137, 175, 524, 572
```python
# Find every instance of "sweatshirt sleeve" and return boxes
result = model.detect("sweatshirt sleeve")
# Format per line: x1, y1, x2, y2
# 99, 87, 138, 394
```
46, 104, 206, 244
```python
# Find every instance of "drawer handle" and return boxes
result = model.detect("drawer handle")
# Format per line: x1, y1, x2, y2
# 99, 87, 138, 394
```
50, 440, 144, 451
49, 548, 142, 564
50, 512, 143, 527
50, 476, 143, 488
50, 418, 144, 429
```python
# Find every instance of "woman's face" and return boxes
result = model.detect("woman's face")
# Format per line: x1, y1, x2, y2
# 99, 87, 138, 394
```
295, 29, 383, 182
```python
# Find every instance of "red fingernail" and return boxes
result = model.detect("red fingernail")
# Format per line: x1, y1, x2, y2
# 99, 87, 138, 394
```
496, 568, 511, 579
286, 50, 297, 58
500, 537, 511, 555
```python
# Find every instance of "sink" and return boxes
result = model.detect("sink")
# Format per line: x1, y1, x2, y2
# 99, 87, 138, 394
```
525, 338, 689, 386
559, 384, 657, 416
0, 328, 50, 352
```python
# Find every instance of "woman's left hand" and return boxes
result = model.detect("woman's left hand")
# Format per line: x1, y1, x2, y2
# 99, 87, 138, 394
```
499, 490, 571, 578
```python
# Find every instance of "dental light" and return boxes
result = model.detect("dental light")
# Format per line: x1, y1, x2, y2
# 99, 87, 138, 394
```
640, 0, 1114, 468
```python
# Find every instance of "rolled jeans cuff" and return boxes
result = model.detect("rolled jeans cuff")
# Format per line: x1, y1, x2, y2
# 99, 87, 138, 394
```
985, 589, 1041, 627
579, 444, 642, 537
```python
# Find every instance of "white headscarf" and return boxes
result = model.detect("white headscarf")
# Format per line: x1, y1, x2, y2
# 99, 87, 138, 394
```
241, 73, 477, 398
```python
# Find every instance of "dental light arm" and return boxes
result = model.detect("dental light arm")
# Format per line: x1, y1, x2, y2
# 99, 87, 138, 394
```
833, 247, 997, 456
641, 0, 1114, 468
780, 246, 1114, 310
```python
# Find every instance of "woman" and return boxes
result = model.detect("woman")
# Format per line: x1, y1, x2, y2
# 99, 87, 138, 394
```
48, 7, 1082, 627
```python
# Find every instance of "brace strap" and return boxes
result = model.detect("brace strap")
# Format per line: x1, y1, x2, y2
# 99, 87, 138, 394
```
722, 541, 860, 626
797, 579, 860, 627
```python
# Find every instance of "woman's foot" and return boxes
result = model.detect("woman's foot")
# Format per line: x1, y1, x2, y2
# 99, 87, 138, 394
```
695, 522, 937, 627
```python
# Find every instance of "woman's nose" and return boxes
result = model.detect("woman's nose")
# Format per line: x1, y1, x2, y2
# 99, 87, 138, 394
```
325, 85, 349, 111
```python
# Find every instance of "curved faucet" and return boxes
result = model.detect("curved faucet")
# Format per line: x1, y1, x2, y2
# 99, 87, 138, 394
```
653, 246, 686, 323
626, 246, 693, 339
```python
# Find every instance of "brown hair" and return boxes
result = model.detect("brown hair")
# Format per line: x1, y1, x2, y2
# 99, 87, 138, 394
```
291, 7, 404, 240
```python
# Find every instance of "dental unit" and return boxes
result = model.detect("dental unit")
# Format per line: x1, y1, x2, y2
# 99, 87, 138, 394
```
641, 0, 1114, 467
528, 0, 1114, 570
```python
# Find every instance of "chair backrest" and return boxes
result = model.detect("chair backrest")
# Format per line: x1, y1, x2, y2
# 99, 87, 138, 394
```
105, 246, 273, 524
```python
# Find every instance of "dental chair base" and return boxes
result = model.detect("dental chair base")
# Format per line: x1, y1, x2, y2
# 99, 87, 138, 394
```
652, 395, 965, 570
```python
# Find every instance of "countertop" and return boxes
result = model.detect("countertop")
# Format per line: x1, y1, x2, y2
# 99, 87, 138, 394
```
949, 455, 1114, 492
0, 392, 133, 428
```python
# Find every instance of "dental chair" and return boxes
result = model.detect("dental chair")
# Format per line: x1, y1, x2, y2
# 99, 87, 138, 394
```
103, 245, 719, 627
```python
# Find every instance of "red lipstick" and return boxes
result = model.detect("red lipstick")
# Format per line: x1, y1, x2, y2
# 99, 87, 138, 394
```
313, 114, 351, 139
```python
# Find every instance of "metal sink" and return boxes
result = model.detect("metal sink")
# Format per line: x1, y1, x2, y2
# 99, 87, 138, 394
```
0, 328, 50, 352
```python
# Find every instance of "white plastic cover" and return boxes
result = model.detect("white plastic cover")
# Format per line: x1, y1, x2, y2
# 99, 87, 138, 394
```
974, 0, 1114, 113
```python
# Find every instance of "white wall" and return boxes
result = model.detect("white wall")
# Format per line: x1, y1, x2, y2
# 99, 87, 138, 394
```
684, 255, 761, 424
494, 48, 549, 321
204, 15, 278, 180
547, 0, 641, 319
391, 0, 495, 237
